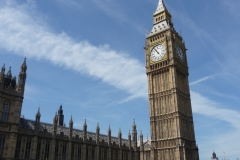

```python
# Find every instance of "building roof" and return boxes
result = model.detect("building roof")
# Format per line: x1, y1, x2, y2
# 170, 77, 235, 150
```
19, 118, 129, 146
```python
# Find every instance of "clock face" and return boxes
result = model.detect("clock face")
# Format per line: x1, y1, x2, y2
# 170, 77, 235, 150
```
150, 44, 166, 61
176, 46, 184, 61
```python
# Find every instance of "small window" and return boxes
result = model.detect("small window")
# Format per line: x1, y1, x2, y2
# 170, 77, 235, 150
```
1, 102, 10, 121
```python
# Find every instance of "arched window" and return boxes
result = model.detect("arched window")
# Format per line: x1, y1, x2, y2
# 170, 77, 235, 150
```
1, 102, 10, 121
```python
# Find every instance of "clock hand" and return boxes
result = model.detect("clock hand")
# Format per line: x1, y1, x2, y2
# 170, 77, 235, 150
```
154, 49, 161, 55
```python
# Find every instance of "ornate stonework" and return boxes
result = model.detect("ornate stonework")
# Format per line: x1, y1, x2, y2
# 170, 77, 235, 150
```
143, 0, 200, 159
0, 1, 199, 160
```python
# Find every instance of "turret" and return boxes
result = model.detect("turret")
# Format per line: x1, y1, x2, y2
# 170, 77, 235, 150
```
96, 122, 100, 144
140, 130, 144, 151
0, 63, 5, 83
1, 63, 5, 74
69, 116, 73, 140
108, 125, 111, 146
128, 130, 131, 149
118, 128, 122, 148
211, 151, 219, 160
3, 66, 12, 88
83, 119, 87, 141
57, 105, 64, 126
35, 107, 41, 133
16, 58, 27, 93
52, 112, 58, 137
132, 119, 137, 149
6, 66, 12, 79
35, 107, 41, 122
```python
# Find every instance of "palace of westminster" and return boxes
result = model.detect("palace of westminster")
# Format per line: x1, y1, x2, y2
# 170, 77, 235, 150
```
0, 0, 200, 159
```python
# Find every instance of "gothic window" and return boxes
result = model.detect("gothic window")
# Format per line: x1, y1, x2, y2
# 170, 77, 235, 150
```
62, 143, 67, 160
112, 150, 118, 160
54, 142, 59, 160
86, 146, 89, 160
92, 147, 95, 160
44, 140, 50, 160
125, 152, 128, 160
1, 102, 10, 121
24, 138, 31, 159
0, 136, 5, 157
77, 145, 81, 160
36, 140, 41, 160
71, 144, 74, 160
104, 148, 107, 160
14, 138, 21, 158
99, 148, 102, 160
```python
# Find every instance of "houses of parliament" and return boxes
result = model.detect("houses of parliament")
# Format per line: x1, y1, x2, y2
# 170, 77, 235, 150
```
0, 0, 199, 159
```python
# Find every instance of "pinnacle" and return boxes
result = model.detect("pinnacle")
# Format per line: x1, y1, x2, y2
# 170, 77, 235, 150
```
154, 0, 167, 15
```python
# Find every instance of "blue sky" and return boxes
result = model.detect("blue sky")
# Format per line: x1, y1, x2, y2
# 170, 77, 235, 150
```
0, 0, 240, 159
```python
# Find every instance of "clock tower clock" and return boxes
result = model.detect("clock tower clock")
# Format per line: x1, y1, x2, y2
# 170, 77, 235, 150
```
144, 0, 199, 159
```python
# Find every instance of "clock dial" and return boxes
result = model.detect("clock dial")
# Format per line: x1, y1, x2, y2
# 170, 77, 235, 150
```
150, 44, 166, 61
176, 46, 184, 61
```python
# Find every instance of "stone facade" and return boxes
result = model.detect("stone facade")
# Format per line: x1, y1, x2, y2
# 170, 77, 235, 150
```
0, 59, 140, 160
143, 0, 199, 160
0, 0, 200, 160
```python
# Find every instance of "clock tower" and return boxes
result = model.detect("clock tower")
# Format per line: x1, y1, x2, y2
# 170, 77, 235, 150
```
144, 0, 199, 159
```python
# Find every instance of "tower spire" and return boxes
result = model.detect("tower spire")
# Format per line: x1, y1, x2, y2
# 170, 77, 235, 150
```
6, 66, 12, 78
1, 63, 5, 73
154, 0, 167, 15
147, 0, 172, 37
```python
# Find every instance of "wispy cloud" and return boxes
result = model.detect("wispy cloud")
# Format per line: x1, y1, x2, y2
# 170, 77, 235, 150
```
191, 91, 240, 159
190, 74, 216, 86
0, 0, 147, 100
191, 91, 240, 129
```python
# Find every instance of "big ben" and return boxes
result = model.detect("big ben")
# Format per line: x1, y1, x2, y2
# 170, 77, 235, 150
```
145, 0, 199, 159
